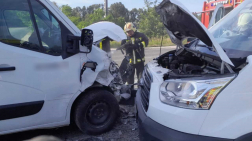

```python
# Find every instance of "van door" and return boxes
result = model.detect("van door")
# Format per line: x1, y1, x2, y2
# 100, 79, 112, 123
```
209, 4, 225, 28
0, 0, 80, 133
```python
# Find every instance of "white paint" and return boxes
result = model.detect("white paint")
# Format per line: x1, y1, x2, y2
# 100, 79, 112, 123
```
199, 56, 252, 139
170, 0, 234, 66
0, 0, 125, 135
145, 1, 252, 139
85, 21, 127, 43
145, 61, 209, 135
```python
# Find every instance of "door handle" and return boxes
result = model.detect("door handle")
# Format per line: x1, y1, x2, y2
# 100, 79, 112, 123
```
0, 64, 15, 71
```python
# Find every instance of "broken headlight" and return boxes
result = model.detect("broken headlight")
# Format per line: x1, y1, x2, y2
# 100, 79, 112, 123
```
160, 76, 235, 110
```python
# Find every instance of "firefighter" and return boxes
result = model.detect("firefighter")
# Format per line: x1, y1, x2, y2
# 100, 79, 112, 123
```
121, 22, 149, 84
237, 12, 252, 37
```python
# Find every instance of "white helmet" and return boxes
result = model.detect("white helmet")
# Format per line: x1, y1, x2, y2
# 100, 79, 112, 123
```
124, 22, 137, 32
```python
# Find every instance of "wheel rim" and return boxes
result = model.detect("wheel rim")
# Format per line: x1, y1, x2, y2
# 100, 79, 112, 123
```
87, 102, 110, 125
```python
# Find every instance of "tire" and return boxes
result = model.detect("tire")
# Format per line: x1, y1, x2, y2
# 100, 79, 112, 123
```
74, 89, 119, 135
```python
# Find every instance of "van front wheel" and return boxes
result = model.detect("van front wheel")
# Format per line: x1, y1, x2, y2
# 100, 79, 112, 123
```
74, 90, 119, 134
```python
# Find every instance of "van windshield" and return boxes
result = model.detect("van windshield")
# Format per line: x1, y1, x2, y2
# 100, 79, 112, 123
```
209, 1, 252, 59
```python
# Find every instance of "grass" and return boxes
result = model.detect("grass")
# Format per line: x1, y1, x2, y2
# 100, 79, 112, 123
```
111, 41, 121, 48
110, 37, 175, 48
148, 37, 175, 47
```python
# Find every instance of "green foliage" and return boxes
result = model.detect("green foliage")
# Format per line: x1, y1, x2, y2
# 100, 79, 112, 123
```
110, 2, 129, 21
148, 37, 174, 47
77, 9, 105, 29
87, 4, 104, 14
58, 0, 172, 45
69, 16, 81, 25
137, 0, 166, 38
138, 7, 165, 38
193, 13, 202, 21
61, 5, 72, 17
5, 10, 33, 28
72, 7, 82, 17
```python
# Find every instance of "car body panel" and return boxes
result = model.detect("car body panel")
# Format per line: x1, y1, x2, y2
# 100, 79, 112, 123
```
199, 55, 252, 139
0, 0, 126, 135
145, 61, 209, 135
156, 0, 234, 66
85, 21, 127, 43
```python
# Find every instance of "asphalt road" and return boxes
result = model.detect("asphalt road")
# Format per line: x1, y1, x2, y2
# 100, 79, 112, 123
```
111, 46, 176, 66
0, 46, 176, 141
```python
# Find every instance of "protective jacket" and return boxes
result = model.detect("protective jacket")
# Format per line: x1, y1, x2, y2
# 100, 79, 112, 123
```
121, 32, 149, 64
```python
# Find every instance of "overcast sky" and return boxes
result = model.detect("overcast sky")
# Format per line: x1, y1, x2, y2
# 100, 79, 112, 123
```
51, 0, 206, 12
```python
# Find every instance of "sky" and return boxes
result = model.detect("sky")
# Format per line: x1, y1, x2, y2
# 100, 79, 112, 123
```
52, 0, 206, 12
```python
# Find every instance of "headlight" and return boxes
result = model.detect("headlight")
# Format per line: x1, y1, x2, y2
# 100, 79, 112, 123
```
160, 76, 235, 110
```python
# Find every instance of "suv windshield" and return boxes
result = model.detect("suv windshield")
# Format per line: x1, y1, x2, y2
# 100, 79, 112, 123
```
209, 1, 252, 61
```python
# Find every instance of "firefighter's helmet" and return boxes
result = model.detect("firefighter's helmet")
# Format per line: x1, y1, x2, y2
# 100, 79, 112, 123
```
124, 22, 137, 32
238, 13, 252, 26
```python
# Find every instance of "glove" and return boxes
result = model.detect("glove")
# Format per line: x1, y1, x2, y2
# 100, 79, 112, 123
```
116, 41, 133, 51
125, 40, 132, 45
122, 41, 135, 50
131, 44, 139, 49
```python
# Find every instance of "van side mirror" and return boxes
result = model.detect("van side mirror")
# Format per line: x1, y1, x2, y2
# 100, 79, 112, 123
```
80, 29, 93, 53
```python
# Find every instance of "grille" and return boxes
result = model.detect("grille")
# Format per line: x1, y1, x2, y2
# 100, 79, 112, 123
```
140, 66, 152, 111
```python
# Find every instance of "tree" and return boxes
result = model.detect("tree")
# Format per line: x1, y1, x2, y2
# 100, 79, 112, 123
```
193, 12, 202, 21
129, 8, 144, 23
61, 5, 72, 17
52, 1, 59, 8
110, 2, 129, 21
72, 7, 82, 18
77, 9, 105, 29
69, 16, 81, 25
87, 4, 103, 14
59, 0, 167, 40
81, 6, 87, 19
61, 5, 81, 26
138, 0, 164, 38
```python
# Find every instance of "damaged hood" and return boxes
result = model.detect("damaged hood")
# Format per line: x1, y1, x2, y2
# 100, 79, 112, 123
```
85, 21, 127, 42
156, 0, 234, 66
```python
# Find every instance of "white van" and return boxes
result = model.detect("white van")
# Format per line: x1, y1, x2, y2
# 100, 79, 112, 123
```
137, 0, 252, 141
0, 0, 128, 135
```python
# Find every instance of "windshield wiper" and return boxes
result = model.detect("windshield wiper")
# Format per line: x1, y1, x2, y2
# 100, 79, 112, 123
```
197, 43, 214, 51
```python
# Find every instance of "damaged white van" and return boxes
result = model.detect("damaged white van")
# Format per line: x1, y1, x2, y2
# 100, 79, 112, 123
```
137, 0, 252, 141
0, 0, 129, 135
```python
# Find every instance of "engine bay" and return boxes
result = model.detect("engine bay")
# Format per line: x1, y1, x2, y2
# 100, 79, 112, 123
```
158, 48, 236, 80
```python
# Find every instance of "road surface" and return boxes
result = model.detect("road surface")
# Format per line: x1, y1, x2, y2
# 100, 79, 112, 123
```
111, 46, 176, 66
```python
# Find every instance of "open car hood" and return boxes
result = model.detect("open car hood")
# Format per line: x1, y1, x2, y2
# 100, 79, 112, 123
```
156, 0, 234, 66
85, 21, 127, 43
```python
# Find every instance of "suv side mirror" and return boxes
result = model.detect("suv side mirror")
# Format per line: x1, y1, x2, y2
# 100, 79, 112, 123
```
80, 29, 93, 53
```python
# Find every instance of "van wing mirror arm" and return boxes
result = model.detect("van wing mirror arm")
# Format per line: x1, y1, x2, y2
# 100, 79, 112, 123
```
66, 29, 94, 54
66, 35, 81, 54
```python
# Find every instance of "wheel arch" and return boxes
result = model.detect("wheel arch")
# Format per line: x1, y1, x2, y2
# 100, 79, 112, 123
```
69, 82, 113, 123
